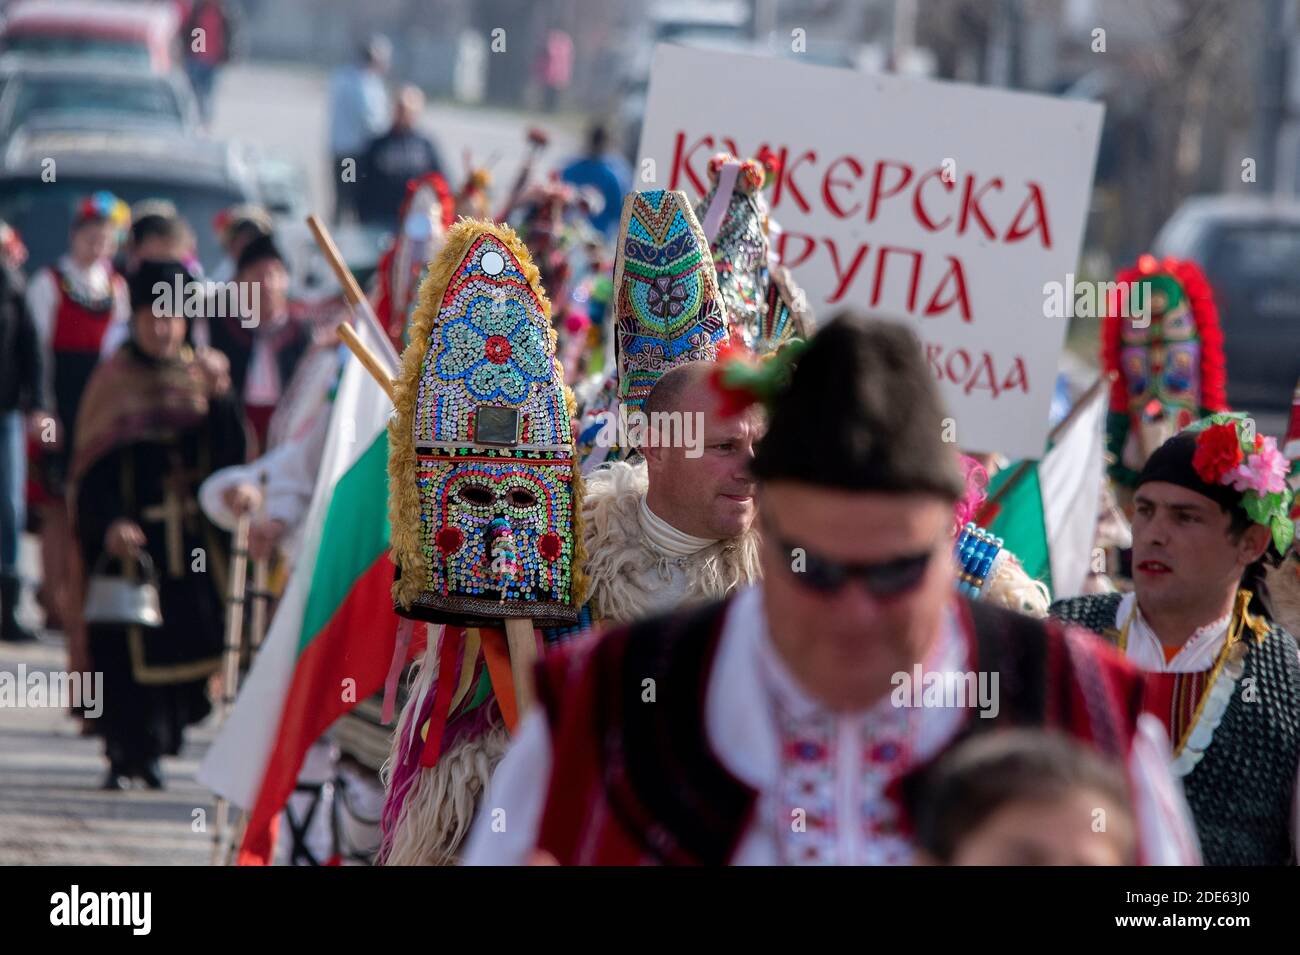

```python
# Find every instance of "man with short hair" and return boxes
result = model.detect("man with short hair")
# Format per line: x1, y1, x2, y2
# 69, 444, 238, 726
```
463, 315, 1199, 865
1051, 417, 1300, 864
576, 360, 762, 627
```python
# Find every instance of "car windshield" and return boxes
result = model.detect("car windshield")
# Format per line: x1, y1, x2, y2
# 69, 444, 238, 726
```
2, 34, 152, 68
1208, 224, 1300, 281
6, 74, 180, 132
0, 178, 246, 271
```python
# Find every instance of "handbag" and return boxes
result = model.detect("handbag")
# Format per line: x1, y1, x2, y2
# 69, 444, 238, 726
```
83, 550, 163, 629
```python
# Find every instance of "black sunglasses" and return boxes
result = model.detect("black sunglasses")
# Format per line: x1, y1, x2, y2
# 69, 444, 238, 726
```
763, 517, 935, 598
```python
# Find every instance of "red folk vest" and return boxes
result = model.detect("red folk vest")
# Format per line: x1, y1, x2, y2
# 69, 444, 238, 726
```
534, 596, 1146, 865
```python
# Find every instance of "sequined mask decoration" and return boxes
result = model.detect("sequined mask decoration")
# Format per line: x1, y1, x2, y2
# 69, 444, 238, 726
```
1121, 273, 1201, 468
694, 153, 813, 354
389, 220, 580, 626
614, 189, 728, 411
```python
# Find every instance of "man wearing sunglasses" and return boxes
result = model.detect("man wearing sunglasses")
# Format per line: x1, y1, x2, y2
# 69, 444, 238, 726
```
464, 315, 1198, 865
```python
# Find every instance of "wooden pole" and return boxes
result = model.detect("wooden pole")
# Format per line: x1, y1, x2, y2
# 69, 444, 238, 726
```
337, 323, 396, 403
211, 512, 251, 865
503, 617, 538, 720
305, 214, 400, 374
249, 473, 271, 653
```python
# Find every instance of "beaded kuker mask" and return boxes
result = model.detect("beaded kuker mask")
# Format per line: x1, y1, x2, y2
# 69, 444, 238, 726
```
389, 219, 583, 626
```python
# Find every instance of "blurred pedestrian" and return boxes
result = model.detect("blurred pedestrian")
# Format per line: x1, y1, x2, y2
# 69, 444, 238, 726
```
125, 205, 200, 275
0, 221, 49, 644
70, 260, 246, 790
209, 203, 273, 284
181, 0, 242, 123
356, 85, 444, 229
207, 234, 311, 453
329, 35, 392, 224
533, 29, 572, 113
560, 122, 630, 238
102, 208, 201, 355
25, 193, 129, 632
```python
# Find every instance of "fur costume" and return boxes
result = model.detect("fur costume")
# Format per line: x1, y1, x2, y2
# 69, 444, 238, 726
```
580, 459, 761, 625
381, 219, 583, 866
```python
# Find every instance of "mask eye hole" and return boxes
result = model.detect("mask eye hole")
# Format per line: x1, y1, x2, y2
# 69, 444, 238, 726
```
457, 484, 495, 507
507, 488, 537, 508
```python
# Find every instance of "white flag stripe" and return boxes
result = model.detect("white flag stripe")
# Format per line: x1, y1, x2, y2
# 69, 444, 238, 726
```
198, 354, 390, 807
1040, 385, 1107, 599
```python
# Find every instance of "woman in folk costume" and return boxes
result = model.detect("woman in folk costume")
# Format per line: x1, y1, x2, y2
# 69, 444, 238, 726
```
371, 173, 457, 353
26, 192, 131, 630
1102, 254, 1227, 494
70, 261, 247, 790
693, 153, 813, 354
380, 219, 587, 865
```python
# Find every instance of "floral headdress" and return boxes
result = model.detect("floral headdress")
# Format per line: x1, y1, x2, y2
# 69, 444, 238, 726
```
75, 191, 130, 231
1188, 413, 1295, 554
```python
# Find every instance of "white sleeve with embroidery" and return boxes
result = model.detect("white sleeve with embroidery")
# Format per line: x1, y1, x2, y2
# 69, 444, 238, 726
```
460, 709, 552, 865
1129, 713, 1203, 865
25, 269, 57, 406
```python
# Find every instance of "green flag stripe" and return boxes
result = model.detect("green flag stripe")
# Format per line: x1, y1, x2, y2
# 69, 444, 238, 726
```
298, 432, 391, 654
985, 464, 1052, 594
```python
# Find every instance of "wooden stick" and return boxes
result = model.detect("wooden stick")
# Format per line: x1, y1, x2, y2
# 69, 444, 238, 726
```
217, 513, 251, 722
503, 617, 538, 720
976, 372, 1114, 523
338, 323, 396, 403
211, 512, 251, 865
305, 214, 399, 374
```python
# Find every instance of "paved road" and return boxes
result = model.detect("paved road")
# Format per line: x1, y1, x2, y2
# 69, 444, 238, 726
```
0, 61, 582, 866
0, 539, 215, 865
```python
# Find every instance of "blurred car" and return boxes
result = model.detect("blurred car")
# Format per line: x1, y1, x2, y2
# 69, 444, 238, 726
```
0, 126, 258, 270
1154, 195, 1300, 414
0, 0, 180, 73
0, 61, 198, 142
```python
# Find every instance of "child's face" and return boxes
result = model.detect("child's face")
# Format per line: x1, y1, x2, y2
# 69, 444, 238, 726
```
948, 792, 1134, 866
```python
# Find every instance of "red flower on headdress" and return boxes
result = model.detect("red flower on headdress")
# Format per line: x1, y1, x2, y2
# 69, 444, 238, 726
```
1192, 423, 1244, 483
755, 145, 782, 180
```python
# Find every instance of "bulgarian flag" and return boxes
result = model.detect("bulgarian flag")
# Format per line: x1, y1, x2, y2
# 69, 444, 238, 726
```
977, 378, 1108, 600
198, 350, 401, 865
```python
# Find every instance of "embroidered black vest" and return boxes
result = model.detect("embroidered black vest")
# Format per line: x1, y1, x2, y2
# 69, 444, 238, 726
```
1049, 593, 1300, 865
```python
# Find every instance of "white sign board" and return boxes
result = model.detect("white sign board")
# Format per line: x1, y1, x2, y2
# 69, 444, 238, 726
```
637, 45, 1104, 459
